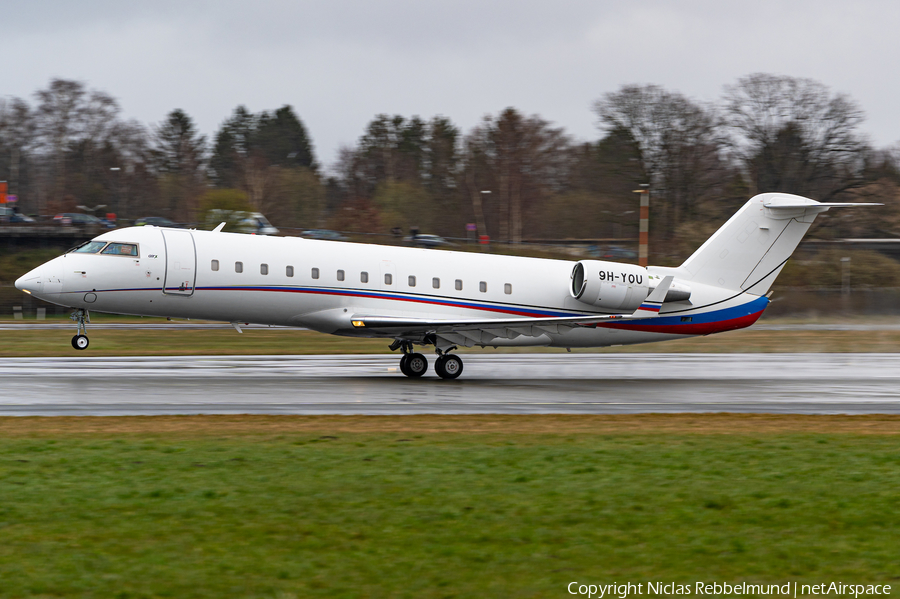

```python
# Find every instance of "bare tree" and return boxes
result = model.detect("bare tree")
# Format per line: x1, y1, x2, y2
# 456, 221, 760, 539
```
594, 84, 728, 237
29, 79, 131, 215
0, 97, 37, 211
34, 80, 88, 210
723, 73, 868, 200
107, 120, 154, 219
463, 109, 570, 243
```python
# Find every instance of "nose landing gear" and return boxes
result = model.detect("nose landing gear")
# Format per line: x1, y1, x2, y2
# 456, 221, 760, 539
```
70, 309, 90, 350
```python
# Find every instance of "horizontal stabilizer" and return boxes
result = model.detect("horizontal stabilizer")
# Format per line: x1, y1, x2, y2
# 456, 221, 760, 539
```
764, 200, 882, 209
679, 193, 881, 294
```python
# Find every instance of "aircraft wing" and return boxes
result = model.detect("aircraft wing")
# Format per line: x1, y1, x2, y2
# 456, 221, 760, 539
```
350, 276, 673, 346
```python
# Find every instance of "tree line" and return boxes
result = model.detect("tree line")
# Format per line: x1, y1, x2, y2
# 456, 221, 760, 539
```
2, 74, 899, 260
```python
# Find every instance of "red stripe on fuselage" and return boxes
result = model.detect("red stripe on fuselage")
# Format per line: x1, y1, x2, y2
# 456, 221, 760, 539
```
599, 309, 765, 335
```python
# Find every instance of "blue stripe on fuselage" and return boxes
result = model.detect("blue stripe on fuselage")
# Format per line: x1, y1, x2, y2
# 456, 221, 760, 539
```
195, 285, 582, 318
624, 294, 770, 326
67, 284, 770, 328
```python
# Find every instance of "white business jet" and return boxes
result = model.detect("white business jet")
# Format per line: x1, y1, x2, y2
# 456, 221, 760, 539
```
15, 193, 875, 379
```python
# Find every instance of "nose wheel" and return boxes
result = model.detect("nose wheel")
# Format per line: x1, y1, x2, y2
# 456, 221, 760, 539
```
70, 309, 90, 351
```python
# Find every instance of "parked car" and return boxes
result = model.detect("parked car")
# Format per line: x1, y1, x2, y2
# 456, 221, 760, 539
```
134, 216, 182, 228
403, 233, 456, 248
600, 246, 638, 260
53, 213, 106, 226
0, 206, 35, 223
300, 229, 349, 241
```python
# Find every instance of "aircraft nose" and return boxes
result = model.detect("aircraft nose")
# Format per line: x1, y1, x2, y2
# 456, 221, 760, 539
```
15, 269, 43, 295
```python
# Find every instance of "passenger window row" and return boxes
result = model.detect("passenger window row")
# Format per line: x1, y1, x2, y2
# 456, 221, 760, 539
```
210, 260, 511, 293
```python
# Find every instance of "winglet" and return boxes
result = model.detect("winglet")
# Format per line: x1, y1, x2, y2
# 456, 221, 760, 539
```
213, 222, 226, 233
629, 275, 673, 318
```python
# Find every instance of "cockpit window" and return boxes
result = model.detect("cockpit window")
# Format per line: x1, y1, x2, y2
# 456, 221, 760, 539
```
101, 243, 139, 256
72, 241, 108, 254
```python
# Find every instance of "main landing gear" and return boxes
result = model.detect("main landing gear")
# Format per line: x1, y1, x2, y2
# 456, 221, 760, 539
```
391, 340, 464, 380
434, 349, 463, 380
399, 351, 428, 378
70, 309, 90, 350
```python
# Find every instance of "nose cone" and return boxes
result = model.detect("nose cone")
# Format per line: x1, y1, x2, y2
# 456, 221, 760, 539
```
15, 268, 43, 295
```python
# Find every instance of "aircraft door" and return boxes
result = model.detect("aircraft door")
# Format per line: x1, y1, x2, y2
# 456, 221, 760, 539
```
380, 260, 396, 290
162, 230, 196, 296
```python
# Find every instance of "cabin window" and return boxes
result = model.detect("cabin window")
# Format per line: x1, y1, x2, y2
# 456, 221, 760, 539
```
311, 267, 319, 279
101, 243, 138, 256
235, 261, 243, 273
432, 277, 440, 289
337, 269, 345, 282
384, 273, 393, 285
504, 283, 512, 295
286, 266, 294, 277
408, 275, 416, 287
455, 279, 463, 291
479, 281, 487, 293
260, 263, 268, 275
211, 260, 219, 271
360, 271, 369, 283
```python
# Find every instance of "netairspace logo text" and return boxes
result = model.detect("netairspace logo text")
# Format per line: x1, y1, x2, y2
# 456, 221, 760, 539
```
567, 582, 892, 598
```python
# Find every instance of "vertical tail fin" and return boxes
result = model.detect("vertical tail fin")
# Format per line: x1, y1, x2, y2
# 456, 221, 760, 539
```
677, 193, 878, 294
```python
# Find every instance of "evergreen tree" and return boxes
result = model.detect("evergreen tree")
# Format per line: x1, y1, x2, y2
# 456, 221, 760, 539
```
254, 105, 315, 169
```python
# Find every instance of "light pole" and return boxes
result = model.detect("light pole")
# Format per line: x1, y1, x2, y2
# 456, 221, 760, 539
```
110, 167, 122, 223
632, 184, 650, 267
841, 256, 851, 296
474, 190, 490, 250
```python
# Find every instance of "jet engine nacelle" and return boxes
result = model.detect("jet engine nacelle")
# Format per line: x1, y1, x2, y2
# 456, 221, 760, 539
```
570, 260, 650, 311
570, 260, 692, 311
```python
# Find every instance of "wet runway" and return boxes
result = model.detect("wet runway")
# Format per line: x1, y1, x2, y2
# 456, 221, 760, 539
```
0, 322, 289, 330
4, 322, 900, 331
1, 353, 899, 416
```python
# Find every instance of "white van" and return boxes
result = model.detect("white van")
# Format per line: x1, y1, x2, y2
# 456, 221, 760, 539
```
206, 210, 279, 235
236, 212, 279, 235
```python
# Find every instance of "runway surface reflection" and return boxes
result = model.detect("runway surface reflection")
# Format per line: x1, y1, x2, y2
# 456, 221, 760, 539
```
2, 353, 898, 416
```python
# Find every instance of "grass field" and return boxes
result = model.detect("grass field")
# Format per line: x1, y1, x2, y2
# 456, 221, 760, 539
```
3, 322, 900, 357
1, 415, 898, 598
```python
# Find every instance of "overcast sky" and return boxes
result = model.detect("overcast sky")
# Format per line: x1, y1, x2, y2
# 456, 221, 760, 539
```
4, 0, 899, 171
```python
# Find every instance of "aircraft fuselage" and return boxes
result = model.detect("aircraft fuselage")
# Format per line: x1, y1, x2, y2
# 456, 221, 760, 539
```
16, 225, 766, 349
